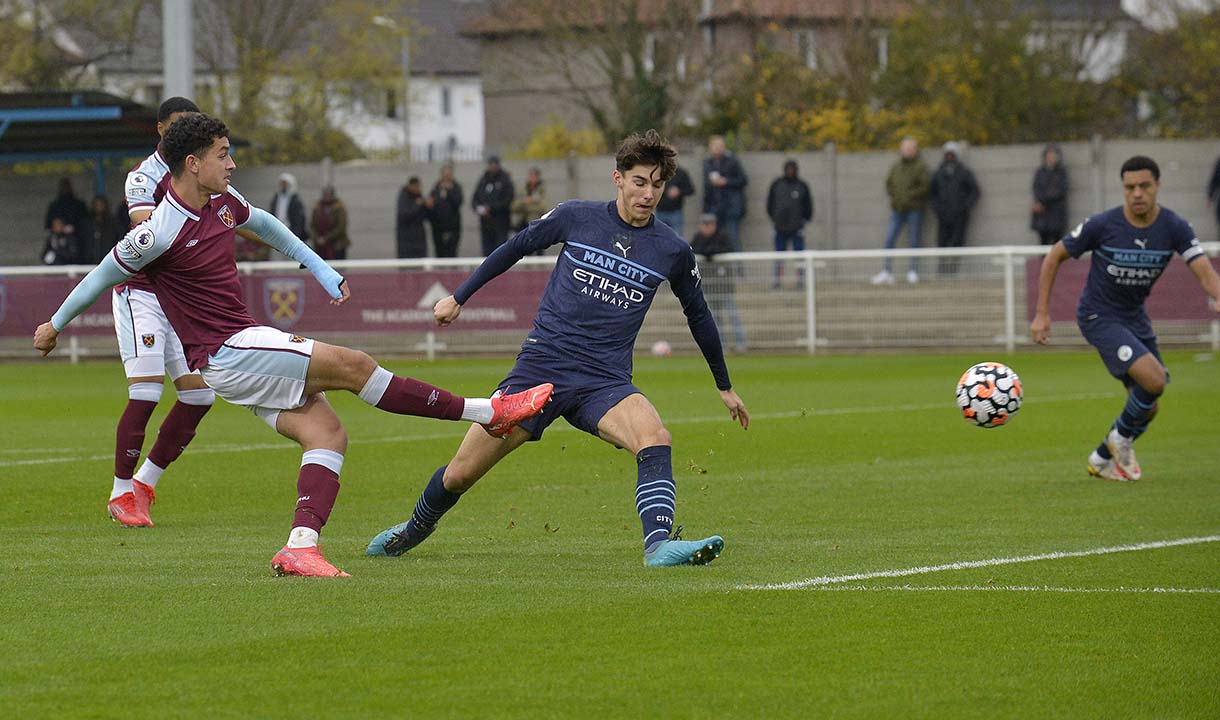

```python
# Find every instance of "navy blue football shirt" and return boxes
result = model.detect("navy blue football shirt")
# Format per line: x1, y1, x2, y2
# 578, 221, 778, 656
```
454, 200, 731, 390
1061, 206, 1205, 335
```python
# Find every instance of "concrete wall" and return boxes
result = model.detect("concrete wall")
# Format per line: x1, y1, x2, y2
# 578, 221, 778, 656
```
5, 138, 1219, 266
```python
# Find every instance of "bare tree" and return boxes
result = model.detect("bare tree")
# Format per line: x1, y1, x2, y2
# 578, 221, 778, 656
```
0, 0, 152, 90
482, 0, 711, 149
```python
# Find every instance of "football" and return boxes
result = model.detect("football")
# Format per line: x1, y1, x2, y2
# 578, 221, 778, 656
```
956, 361, 1022, 428
650, 340, 672, 357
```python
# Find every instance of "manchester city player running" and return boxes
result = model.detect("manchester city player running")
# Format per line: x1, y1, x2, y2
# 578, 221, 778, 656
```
1031, 156, 1220, 480
368, 129, 750, 567
34, 113, 551, 577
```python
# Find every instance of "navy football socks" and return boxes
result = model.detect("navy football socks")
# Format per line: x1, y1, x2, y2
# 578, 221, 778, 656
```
636, 446, 676, 553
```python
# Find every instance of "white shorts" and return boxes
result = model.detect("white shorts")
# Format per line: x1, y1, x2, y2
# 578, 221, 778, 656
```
113, 287, 195, 380
199, 326, 315, 411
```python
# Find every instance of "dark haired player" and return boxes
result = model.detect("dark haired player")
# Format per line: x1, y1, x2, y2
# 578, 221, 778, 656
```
34, 113, 552, 577
367, 129, 750, 566
1031, 155, 1220, 480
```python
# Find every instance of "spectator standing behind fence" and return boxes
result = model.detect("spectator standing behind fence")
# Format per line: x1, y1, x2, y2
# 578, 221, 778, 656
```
396, 176, 428, 258
929, 142, 980, 276
87, 195, 124, 262
472, 155, 514, 255
655, 163, 694, 236
873, 137, 930, 285
690, 213, 748, 353
41, 217, 82, 265
309, 186, 350, 260
766, 159, 813, 289
45, 177, 88, 239
702, 135, 748, 251
1031, 143, 1069, 246
426, 163, 463, 257
512, 167, 548, 232
1207, 154, 1220, 241
270, 173, 307, 240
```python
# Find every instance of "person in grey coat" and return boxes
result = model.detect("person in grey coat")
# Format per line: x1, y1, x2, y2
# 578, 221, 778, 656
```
1031, 143, 1069, 246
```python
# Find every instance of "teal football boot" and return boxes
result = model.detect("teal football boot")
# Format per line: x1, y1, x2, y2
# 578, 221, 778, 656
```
644, 526, 724, 567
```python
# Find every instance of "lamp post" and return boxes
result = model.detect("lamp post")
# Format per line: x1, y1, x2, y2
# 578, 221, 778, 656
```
373, 15, 410, 161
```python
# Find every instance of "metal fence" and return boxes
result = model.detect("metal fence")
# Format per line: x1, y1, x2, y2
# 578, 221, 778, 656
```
3, 244, 1217, 362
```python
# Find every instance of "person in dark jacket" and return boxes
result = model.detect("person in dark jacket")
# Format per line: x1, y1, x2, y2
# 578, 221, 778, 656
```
1031, 143, 1069, 246
766, 159, 813, 288
396, 176, 428, 258
702, 135, 748, 251
310, 186, 350, 260
270, 172, 307, 241
472, 155, 514, 255
426, 163, 463, 257
1206, 155, 1220, 240
655, 164, 695, 236
690, 213, 747, 353
86, 195, 124, 262
929, 142, 980, 275
44, 177, 88, 237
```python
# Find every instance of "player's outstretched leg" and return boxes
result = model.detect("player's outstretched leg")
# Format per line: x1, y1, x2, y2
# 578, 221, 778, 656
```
107, 382, 162, 527
309, 344, 553, 434
130, 386, 215, 525
634, 445, 724, 567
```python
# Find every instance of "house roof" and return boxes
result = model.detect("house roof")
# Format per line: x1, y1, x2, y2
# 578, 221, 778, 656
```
463, 0, 1127, 36
463, 0, 910, 36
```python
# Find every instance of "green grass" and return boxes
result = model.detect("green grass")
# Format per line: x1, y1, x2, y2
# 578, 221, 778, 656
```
2, 351, 1218, 719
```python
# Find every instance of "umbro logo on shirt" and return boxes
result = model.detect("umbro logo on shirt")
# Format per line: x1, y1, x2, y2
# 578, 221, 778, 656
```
185, 238, 199, 248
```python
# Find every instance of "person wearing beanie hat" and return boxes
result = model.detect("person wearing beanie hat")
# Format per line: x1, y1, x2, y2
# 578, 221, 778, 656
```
929, 140, 980, 275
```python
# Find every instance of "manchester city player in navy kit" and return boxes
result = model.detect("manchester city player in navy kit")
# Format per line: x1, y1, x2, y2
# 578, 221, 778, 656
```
1031, 156, 1220, 481
368, 130, 750, 566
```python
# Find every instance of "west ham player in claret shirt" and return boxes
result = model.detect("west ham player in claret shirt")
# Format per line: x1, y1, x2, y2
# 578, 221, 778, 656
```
34, 113, 552, 577
367, 129, 750, 567
1031, 155, 1220, 481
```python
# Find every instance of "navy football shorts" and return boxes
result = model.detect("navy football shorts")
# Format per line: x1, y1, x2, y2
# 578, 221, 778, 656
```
496, 360, 642, 441
1077, 315, 1166, 387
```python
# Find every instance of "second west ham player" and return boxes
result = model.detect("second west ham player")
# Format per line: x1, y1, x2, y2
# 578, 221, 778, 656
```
367, 129, 749, 567
107, 96, 212, 528
34, 113, 551, 577
1031, 155, 1220, 480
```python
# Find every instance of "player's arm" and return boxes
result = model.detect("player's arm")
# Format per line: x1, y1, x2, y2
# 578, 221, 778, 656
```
670, 249, 749, 429
34, 231, 152, 355
1030, 240, 1070, 344
240, 207, 347, 305
436, 205, 565, 326
1186, 251, 1220, 311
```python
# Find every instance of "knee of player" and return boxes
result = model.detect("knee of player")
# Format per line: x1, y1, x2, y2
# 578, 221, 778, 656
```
442, 460, 481, 492
644, 427, 672, 448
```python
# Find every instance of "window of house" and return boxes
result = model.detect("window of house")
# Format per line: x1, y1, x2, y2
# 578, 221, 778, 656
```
643, 32, 657, 74
796, 29, 818, 70
386, 89, 398, 119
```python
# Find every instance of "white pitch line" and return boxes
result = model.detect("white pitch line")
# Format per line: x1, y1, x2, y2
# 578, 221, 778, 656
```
804, 584, 1220, 594
1, 390, 1118, 469
737, 535, 1220, 591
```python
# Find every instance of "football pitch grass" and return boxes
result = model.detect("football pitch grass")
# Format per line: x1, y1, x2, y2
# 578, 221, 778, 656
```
2, 350, 1217, 718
